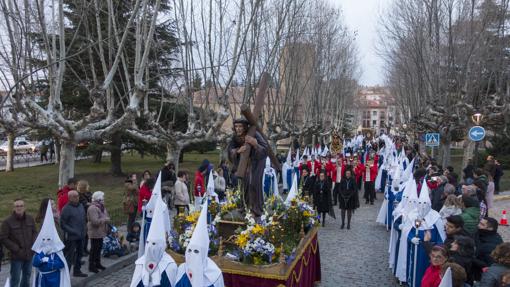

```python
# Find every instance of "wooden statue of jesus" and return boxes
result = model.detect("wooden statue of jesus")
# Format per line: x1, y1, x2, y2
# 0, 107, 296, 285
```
227, 118, 269, 218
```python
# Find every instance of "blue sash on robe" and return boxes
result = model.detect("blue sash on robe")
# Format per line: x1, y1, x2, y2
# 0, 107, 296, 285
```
33, 252, 64, 287
392, 217, 402, 276
406, 225, 443, 287
285, 169, 293, 191
143, 211, 153, 244
380, 169, 388, 193
386, 176, 394, 227
175, 273, 214, 287
263, 174, 275, 197
135, 270, 172, 287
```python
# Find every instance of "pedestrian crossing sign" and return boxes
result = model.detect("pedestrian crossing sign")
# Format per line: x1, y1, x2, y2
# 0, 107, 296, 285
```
425, 133, 440, 147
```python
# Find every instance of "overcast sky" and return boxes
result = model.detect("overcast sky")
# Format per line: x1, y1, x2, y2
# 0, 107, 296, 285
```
329, 0, 389, 86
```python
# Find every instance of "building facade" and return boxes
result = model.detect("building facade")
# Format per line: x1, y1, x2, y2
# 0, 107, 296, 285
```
353, 86, 399, 135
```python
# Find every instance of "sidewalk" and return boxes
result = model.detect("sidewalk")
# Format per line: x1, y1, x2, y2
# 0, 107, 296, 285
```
494, 190, 510, 201
0, 223, 137, 286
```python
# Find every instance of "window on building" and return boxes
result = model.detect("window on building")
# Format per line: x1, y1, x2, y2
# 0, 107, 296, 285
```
372, 119, 377, 126
380, 120, 385, 127
362, 111, 370, 128
372, 111, 377, 116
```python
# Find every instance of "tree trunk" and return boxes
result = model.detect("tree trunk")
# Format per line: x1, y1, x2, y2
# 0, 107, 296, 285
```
55, 142, 61, 164
110, 133, 123, 176
5, 132, 15, 172
58, 141, 76, 188
218, 141, 228, 163
93, 150, 103, 163
441, 141, 451, 168
166, 143, 182, 171
462, 140, 475, 169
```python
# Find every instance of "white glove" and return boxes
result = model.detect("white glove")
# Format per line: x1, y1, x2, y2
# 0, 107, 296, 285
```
398, 224, 404, 230
41, 257, 49, 263
411, 237, 420, 245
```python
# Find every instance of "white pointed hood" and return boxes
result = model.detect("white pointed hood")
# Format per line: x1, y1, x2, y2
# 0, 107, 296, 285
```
400, 158, 415, 183
317, 145, 322, 157
32, 200, 65, 254
140, 197, 174, 286
185, 201, 222, 287
4, 278, 9, 287
139, 172, 172, 258
438, 267, 452, 287
145, 172, 162, 219
265, 156, 271, 169
286, 149, 292, 165
418, 178, 431, 218
394, 178, 417, 218
284, 174, 299, 206
293, 148, 300, 167
207, 170, 219, 202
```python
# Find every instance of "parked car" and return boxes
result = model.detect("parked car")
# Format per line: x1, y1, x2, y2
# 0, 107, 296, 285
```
0, 140, 37, 155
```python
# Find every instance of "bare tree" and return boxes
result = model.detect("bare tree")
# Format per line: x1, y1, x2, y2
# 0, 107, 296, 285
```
0, 0, 163, 185
379, 0, 510, 167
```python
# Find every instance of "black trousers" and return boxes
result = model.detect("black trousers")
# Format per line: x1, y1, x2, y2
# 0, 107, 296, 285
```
332, 184, 340, 205
64, 238, 84, 273
89, 238, 103, 269
364, 181, 375, 203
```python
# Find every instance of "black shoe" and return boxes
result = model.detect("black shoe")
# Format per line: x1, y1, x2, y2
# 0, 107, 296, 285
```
340, 224, 344, 229
97, 264, 106, 270
347, 224, 351, 230
322, 221, 325, 227
74, 271, 88, 277
88, 267, 99, 273
370, 202, 374, 205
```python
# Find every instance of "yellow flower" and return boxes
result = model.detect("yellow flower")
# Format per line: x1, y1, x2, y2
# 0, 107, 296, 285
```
236, 233, 249, 248
185, 211, 200, 223
303, 210, 312, 217
252, 224, 265, 235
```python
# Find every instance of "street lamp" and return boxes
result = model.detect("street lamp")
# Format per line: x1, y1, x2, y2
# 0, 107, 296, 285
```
471, 113, 483, 125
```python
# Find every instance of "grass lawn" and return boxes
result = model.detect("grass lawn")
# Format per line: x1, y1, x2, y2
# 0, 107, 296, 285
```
0, 151, 219, 226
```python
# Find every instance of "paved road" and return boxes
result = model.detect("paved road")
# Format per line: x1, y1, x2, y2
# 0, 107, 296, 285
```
57, 196, 510, 286
86, 195, 398, 287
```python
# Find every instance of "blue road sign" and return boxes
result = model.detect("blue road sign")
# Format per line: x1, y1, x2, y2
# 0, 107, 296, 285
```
469, 126, 485, 142
425, 133, 440, 147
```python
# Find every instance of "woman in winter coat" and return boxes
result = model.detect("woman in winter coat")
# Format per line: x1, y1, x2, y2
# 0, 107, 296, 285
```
313, 170, 331, 227
480, 243, 510, 287
87, 191, 110, 273
439, 195, 463, 223
421, 245, 448, 287
338, 169, 358, 230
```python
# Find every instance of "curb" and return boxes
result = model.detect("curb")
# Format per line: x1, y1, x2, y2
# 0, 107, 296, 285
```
494, 195, 510, 202
72, 253, 137, 287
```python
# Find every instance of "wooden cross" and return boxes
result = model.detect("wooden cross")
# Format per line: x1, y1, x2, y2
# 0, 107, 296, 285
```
235, 72, 281, 178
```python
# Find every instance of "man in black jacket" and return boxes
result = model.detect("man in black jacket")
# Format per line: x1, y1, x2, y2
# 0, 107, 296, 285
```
0, 199, 37, 287
444, 215, 471, 248
476, 217, 503, 266
60, 190, 88, 277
